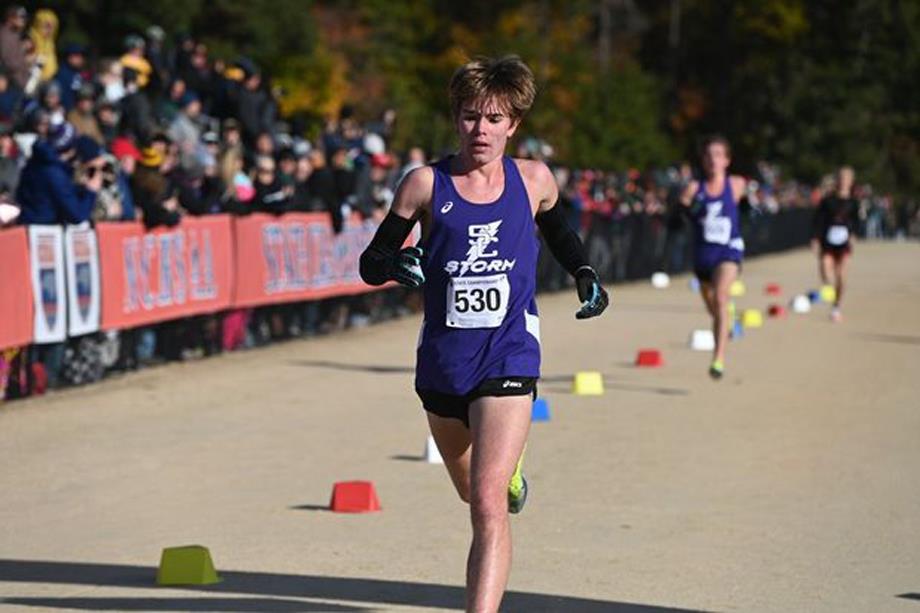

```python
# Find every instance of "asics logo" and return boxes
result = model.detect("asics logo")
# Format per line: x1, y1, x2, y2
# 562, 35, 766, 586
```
440, 201, 454, 214
502, 380, 523, 389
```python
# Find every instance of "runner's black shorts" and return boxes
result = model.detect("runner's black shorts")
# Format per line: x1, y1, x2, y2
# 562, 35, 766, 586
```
417, 376, 538, 428
695, 259, 742, 283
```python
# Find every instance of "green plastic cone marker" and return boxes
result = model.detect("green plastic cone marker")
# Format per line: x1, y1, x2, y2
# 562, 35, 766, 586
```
156, 545, 221, 585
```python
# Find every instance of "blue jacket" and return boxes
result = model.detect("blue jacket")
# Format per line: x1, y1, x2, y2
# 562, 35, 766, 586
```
16, 141, 96, 225
53, 64, 83, 111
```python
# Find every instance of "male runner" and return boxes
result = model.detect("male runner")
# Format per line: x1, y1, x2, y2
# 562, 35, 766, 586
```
812, 166, 858, 322
680, 135, 746, 379
360, 56, 608, 612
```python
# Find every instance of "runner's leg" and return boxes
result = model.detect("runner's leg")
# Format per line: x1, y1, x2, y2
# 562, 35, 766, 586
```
712, 262, 739, 365
427, 412, 472, 502
820, 252, 833, 287
833, 253, 848, 309
466, 395, 531, 613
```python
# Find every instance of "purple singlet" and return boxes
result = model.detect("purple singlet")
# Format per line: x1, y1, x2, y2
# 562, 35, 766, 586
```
415, 156, 541, 395
691, 178, 744, 271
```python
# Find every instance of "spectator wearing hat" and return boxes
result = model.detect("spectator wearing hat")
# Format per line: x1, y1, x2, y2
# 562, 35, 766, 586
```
228, 60, 274, 146
67, 84, 103, 144
107, 136, 141, 221
131, 140, 180, 229
120, 34, 152, 89
0, 6, 31, 89
16, 122, 101, 225
53, 42, 86, 111
167, 91, 203, 168
179, 43, 214, 113
144, 25, 169, 94
39, 81, 66, 127
72, 135, 114, 220
28, 9, 58, 83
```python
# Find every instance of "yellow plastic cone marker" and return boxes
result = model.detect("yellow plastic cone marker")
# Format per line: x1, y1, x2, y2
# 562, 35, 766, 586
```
729, 280, 746, 298
572, 371, 604, 395
820, 284, 836, 303
157, 545, 221, 586
741, 309, 763, 329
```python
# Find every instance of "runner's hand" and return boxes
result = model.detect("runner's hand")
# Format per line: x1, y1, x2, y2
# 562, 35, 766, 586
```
575, 267, 608, 319
391, 246, 425, 287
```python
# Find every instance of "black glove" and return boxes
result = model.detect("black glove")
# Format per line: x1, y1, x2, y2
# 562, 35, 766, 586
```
389, 245, 425, 287
575, 266, 609, 319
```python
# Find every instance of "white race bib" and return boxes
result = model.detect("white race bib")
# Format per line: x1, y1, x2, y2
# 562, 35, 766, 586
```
446, 274, 510, 329
703, 203, 732, 245
826, 225, 849, 246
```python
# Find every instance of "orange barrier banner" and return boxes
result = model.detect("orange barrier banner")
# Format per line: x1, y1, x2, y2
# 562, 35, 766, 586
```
0, 227, 34, 350
232, 213, 384, 308
97, 216, 233, 329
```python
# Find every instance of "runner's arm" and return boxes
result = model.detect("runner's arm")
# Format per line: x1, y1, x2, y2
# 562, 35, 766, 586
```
811, 198, 828, 250
359, 167, 431, 286
523, 160, 608, 319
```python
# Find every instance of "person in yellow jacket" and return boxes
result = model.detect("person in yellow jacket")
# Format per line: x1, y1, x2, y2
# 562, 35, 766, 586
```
120, 34, 151, 89
28, 8, 58, 82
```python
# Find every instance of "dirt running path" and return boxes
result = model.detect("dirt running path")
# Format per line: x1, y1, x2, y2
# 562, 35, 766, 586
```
1, 242, 918, 612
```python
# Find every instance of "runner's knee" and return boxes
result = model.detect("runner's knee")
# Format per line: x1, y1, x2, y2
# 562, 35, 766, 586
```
470, 483, 508, 526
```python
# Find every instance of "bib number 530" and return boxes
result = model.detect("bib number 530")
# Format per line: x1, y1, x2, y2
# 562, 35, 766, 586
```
446, 274, 510, 328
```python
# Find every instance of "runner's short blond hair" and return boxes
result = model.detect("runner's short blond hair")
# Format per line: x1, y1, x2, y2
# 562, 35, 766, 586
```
449, 55, 536, 123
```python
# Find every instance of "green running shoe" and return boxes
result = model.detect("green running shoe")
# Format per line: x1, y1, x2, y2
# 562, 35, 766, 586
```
508, 450, 528, 514
709, 359, 724, 380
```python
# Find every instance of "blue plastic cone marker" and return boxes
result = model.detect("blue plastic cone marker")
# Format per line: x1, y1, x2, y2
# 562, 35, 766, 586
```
807, 289, 822, 303
157, 545, 221, 586
531, 397, 551, 422
731, 320, 744, 339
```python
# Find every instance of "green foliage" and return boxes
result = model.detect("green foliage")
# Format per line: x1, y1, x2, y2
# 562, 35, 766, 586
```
34, 0, 920, 197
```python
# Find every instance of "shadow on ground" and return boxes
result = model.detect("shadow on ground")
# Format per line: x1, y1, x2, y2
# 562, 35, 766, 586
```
541, 374, 688, 397
0, 596, 365, 611
853, 332, 920, 346
289, 361, 689, 397
0, 559, 707, 612
290, 360, 414, 374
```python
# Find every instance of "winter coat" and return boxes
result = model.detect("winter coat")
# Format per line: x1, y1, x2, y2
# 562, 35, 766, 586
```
15, 141, 96, 224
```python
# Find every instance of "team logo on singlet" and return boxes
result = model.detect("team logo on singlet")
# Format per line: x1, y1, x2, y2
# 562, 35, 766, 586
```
440, 201, 454, 214
444, 220, 517, 276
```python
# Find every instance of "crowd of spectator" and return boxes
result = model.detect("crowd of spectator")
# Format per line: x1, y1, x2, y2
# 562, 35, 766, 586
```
0, 5, 916, 400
